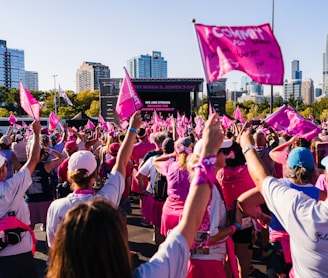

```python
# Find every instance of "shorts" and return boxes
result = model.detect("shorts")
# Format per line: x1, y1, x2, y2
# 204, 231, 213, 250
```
232, 226, 253, 245
28, 200, 52, 227
0, 251, 38, 278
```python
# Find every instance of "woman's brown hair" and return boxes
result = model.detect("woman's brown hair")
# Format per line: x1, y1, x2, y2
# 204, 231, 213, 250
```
46, 197, 132, 278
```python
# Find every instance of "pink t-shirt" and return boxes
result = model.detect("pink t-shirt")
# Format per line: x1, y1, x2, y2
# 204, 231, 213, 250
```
160, 160, 190, 201
217, 165, 256, 210
315, 174, 327, 192
131, 141, 156, 165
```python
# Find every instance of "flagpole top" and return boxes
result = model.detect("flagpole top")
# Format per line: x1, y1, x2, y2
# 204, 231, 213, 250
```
192, 18, 196, 24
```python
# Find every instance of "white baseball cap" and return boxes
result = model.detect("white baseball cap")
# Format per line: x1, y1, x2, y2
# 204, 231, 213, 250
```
193, 138, 233, 156
321, 156, 328, 171
68, 150, 97, 177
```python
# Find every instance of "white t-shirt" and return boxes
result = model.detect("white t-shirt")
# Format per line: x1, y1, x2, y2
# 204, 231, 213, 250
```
0, 167, 33, 256
134, 230, 189, 278
46, 170, 124, 247
191, 186, 227, 261
137, 155, 158, 193
262, 176, 328, 277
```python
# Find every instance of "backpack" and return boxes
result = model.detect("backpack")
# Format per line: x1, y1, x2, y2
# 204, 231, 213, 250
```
153, 170, 168, 201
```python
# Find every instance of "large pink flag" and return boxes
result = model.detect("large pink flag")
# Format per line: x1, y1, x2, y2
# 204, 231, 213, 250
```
233, 106, 245, 123
8, 114, 17, 124
194, 23, 284, 85
265, 105, 321, 141
48, 112, 61, 130
19, 81, 40, 120
115, 67, 143, 121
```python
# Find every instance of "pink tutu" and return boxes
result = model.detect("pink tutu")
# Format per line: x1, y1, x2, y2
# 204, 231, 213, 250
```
142, 194, 164, 226
161, 198, 185, 236
187, 259, 226, 278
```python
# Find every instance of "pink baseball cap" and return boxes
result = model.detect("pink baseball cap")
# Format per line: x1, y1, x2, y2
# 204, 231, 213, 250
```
68, 150, 97, 177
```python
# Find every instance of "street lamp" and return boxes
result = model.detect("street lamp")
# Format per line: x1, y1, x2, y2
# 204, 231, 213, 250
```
52, 74, 58, 114
233, 81, 238, 109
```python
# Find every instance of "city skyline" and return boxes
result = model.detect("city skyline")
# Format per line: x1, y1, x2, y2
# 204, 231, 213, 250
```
1, 1, 327, 96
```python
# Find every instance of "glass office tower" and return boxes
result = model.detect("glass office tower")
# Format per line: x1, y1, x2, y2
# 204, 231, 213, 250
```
0, 40, 25, 88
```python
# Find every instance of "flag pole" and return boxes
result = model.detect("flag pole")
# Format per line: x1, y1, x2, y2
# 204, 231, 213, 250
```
52, 74, 58, 114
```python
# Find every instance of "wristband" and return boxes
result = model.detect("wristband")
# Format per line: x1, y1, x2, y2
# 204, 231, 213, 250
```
230, 225, 237, 235
128, 127, 138, 135
233, 222, 242, 230
192, 155, 217, 187
242, 145, 255, 155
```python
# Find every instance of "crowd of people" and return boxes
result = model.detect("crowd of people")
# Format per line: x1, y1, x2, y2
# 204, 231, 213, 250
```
0, 110, 328, 278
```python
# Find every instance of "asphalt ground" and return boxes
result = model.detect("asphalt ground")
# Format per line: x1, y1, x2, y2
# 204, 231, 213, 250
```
33, 195, 268, 277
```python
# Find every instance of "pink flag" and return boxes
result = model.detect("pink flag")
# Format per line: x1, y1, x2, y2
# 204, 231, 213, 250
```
194, 115, 204, 136
194, 23, 284, 84
48, 112, 61, 130
120, 120, 129, 130
233, 106, 245, 124
220, 114, 234, 129
85, 119, 96, 130
265, 105, 321, 141
8, 114, 17, 124
19, 81, 40, 120
59, 85, 73, 106
115, 67, 143, 121
308, 114, 314, 122
153, 110, 163, 124
22, 121, 28, 128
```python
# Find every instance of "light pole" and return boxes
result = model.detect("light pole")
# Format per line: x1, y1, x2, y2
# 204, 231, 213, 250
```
52, 74, 58, 114
233, 81, 238, 109
270, 0, 275, 114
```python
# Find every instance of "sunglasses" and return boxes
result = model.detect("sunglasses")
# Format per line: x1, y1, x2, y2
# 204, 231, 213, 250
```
218, 148, 230, 156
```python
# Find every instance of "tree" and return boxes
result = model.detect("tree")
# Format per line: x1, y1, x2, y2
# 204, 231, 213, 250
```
86, 100, 100, 117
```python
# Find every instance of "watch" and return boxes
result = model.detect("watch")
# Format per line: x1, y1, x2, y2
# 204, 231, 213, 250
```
242, 145, 255, 155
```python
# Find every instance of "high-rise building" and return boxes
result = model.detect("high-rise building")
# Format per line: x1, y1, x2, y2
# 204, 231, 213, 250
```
301, 78, 314, 105
25, 71, 39, 91
0, 40, 25, 88
315, 83, 323, 98
283, 79, 302, 100
127, 51, 167, 78
291, 60, 302, 80
76, 62, 110, 93
323, 35, 328, 96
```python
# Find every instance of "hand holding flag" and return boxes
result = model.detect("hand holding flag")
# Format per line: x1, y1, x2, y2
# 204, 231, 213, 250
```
19, 81, 40, 120
115, 67, 143, 121
8, 113, 17, 125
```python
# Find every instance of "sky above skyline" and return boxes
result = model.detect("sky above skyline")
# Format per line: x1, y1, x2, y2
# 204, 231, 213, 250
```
1, 0, 327, 96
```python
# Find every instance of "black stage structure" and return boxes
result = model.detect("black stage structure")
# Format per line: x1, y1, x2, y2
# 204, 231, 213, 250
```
99, 78, 227, 124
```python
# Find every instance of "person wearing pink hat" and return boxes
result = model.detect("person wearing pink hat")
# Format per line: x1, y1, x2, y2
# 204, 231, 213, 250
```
46, 111, 143, 248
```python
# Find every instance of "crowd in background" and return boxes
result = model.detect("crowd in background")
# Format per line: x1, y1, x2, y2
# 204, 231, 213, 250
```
1, 110, 328, 278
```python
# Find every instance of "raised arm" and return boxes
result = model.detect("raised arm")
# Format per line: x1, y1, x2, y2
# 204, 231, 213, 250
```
239, 129, 271, 195
26, 121, 42, 175
111, 111, 142, 177
175, 113, 224, 247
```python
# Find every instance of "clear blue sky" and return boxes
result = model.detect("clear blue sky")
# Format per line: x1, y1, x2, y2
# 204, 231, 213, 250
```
1, 0, 327, 96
